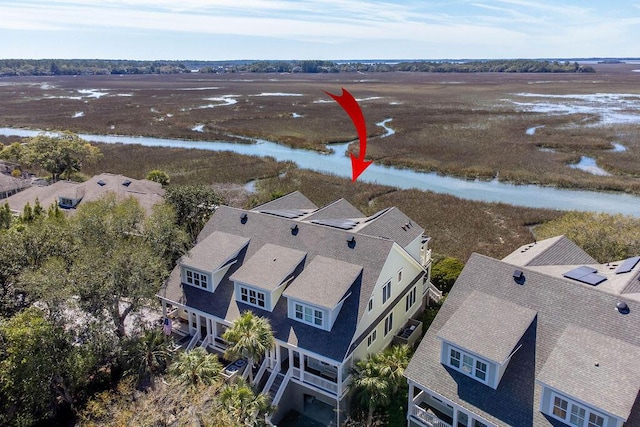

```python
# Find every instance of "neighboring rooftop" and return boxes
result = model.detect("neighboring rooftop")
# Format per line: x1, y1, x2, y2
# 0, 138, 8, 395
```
4, 173, 164, 214
502, 235, 596, 267
405, 236, 640, 426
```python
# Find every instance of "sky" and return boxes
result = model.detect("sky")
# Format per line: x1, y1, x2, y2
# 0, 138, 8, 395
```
1, 0, 639, 61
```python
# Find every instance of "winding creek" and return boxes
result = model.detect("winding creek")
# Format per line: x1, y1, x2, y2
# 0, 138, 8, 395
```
1, 124, 639, 216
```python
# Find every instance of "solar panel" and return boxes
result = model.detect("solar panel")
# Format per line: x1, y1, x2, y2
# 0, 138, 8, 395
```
563, 266, 607, 286
310, 218, 359, 230
258, 209, 305, 219
616, 256, 640, 274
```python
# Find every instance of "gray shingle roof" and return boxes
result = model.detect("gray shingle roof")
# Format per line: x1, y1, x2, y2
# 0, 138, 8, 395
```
436, 291, 537, 364
283, 255, 363, 309
537, 324, 640, 420
161, 198, 404, 361
502, 235, 597, 266
229, 243, 306, 291
251, 190, 318, 211
303, 198, 364, 221
405, 250, 640, 427
355, 206, 424, 248
4, 173, 164, 215
181, 231, 250, 273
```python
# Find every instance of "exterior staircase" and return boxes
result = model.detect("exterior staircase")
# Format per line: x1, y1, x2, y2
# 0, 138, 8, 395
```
268, 372, 286, 400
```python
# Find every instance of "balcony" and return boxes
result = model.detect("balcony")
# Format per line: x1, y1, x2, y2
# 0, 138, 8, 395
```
410, 390, 453, 427
393, 318, 422, 348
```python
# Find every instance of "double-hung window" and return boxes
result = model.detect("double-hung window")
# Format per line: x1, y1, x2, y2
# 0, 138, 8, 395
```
384, 312, 393, 336
239, 286, 266, 308
382, 281, 391, 304
549, 392, 605, 427
367, 330, 377, 347
448, 347, 489, 384
185, 269, 207, 289
405, 286, 416, 311
294, 303, 323, 328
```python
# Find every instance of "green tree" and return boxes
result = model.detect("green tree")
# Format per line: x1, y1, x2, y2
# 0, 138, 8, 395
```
122, 328, 172, 390
431, 256, 464, 294
170, 347, 222, 388
535, 212, 640, 263
23, 131, 101, 182
145, 169, 170, 187
0, 307, 75, 426
0, 142, 26, 164
376, 344, 411, 395
223, 311, 275, 384
143, 202, 190, 268
165, 184, 224, 242
71, 195, 167, 340
219, 381, 271, 426
350, 356, 391, 426
0, 202, 12, 229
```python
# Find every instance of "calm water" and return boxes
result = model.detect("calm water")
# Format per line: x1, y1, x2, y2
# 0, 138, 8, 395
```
1, 127, 639, 216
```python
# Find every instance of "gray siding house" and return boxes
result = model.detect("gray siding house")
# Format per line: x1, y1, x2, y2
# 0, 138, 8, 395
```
158, 192, 433, 424
405, 236, 640, 427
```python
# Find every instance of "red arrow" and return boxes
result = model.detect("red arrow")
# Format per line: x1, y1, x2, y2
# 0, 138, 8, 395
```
325, 88, 373, 182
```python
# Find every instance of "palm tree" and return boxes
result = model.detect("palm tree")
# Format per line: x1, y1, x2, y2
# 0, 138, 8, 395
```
376, 344, 411, 395
223, 311, 275, 383
219, 381, 272, 426
122, 328, 172, 389
169, 347, 222, 388
350, 356, 391, 426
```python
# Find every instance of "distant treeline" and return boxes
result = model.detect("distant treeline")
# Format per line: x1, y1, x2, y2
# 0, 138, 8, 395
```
0, 58, 595, 76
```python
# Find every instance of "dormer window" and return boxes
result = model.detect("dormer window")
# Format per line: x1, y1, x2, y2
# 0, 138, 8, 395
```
294, 302, 323, 327
449, 347, 489, 383
239, 286, 266, 309
185, 269, 207, 289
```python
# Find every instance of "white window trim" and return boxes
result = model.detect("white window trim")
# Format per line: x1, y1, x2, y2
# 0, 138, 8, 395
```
367, 329, 377, 347
398, 268, 403, 283
384, 312, 393, 336
548, 391, 606, 427
293, 301, 325, 329
405, 286, 417, 312
447, 346, 490, 385
239, 285, 267, 309
382, 280, 392, 304
368, 297, 374, 312
185, 268, 208, 290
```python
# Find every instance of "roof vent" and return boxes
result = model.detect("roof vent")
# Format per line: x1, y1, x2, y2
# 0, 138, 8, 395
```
290, 224, 299, 235
97, 179, 106, 186
513, 269, 525, 284
616, 301, 630, 314
240, 213, 248, 224
122, 179, 132, 187
347, 236, 356, 249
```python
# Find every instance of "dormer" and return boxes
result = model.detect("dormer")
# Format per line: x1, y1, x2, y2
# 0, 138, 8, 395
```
537, 325, 640, 427
179, 231, 250, 292
58, 185, 85, 209
283, 255, 362, 331
229, 243, 306, 312
436, 291, 537, 389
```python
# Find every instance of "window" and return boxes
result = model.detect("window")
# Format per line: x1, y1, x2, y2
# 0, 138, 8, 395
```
368, 298, 373, 312
384, 312, 393, 336
185, 269, 207, 289
294, 302, 324, 328
405, 286, 416, 311
447, 346, 490, 384
549, 392, 605, 427
473, 421, 488, 427
382, 281, 391, 304
398, 269, 403, 283
367, 330, 377, 347
240, 286, 266, 308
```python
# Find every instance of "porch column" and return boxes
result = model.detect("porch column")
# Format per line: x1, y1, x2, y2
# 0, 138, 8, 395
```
452, 407, 458, 427
337, 362, 343, 395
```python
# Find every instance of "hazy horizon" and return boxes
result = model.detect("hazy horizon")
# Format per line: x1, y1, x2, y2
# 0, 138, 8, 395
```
2, 1, 640, 61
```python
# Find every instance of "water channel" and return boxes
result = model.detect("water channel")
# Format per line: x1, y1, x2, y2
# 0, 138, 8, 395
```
1, 126, 639, 216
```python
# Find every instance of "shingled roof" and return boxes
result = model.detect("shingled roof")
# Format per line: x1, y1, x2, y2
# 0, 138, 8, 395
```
405, 240, 640, 426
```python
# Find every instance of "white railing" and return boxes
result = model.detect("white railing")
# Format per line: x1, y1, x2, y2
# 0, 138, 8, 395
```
262, 367, 280, 395
292, 367, 301, 379
271, 369, 292, 406
186, 332, 200, 351
200, 334, 212, 349
410, 405, 452, 427
254, 358, 269, 385
427, 283, 443, 301
301, 371, 338, 394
